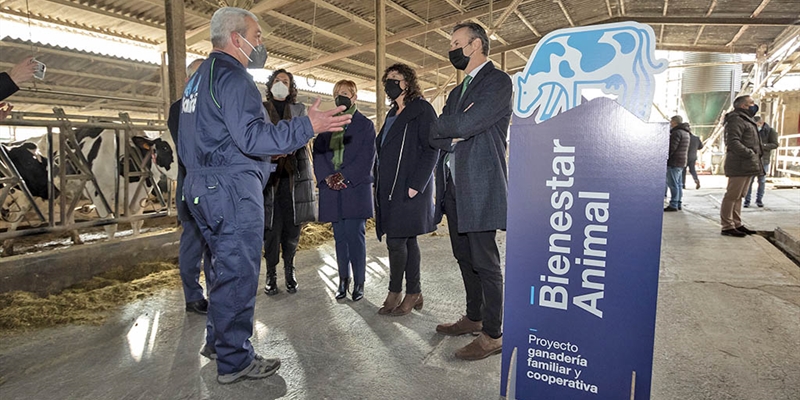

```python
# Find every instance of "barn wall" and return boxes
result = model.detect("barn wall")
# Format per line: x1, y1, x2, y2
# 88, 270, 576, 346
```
0, 230, 180, 295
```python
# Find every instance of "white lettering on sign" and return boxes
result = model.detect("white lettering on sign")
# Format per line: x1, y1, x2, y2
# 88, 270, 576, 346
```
539, 139, 609, 318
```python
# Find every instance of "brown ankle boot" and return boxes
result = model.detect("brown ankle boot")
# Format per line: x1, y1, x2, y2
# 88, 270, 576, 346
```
436, 315, 482, 336
390, 293, 423, 316
378, 291, 402, 315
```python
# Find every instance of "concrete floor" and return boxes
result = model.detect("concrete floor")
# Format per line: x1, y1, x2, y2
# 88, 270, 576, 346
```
0, 176, 798, 400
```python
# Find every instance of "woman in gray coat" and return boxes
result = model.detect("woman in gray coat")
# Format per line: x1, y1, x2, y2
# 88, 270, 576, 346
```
262, 69, 316, 295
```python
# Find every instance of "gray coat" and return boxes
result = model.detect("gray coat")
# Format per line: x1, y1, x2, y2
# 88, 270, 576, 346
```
758, 123, 779, 164
723, 109, 762, 177
430, 62, 512, 233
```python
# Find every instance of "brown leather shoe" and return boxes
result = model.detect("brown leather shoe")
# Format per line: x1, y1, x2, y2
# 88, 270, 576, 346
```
378, 291, 402, 315
390, 293, 423, 316
436, 315, 482, 336
454, 332, 502, 360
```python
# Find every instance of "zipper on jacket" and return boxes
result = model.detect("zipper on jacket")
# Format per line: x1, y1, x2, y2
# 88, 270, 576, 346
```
388, 124, 408, 202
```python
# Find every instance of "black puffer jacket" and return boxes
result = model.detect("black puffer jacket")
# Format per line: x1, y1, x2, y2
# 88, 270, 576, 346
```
668, 122, 691, 168
263, 101, 316, 229
723, 109, 762, 177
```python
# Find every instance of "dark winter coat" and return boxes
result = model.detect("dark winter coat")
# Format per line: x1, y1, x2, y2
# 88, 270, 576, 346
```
668, 122, 691, 168
374, 97, 439, 240
0, 72, 19, 101
723, 109, 762, 177
758, 123, 779, 164
687, 132, 703, 163
167, 99, 191, 221
313, 110, 376, 223
429, 61, 512, 233
262, 101, 316, 230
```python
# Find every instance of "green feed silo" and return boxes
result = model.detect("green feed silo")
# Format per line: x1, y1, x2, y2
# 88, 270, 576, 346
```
681, 53, 743, 140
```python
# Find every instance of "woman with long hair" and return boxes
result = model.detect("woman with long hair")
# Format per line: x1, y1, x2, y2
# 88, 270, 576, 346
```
374, 63, 439, 315
262, 69, 316, 295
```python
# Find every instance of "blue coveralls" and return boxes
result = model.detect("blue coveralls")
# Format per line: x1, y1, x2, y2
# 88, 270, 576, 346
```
178, 51, 314, 375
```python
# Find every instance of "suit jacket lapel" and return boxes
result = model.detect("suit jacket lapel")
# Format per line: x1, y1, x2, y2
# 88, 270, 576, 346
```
456, 61, 495, 110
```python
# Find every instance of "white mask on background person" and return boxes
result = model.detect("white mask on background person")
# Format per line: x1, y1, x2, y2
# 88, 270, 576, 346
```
271, 81, 290, 100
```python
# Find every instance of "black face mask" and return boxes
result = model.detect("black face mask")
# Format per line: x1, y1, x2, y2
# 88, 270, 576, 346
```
238, 34, 268, 69
384, 79, 403, 100
449, 42, 474, 71
747, 104, 759, 117
335, 95, 352, 110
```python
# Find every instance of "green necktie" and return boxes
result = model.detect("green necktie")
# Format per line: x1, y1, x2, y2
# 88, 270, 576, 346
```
459, 75, 473, 99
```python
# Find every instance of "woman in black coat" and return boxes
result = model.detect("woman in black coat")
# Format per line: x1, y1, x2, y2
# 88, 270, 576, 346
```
262, 69, 316, 295
374, 63, 439, 316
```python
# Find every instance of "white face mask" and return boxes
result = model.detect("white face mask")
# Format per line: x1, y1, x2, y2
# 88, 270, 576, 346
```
271, 81, 289, 100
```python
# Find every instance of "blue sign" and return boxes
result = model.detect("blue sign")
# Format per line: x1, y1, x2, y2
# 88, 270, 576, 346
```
513, 22, 667, 123
501, 97, 667, 399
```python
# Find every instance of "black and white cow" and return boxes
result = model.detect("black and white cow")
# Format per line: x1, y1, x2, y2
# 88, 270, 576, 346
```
67, 127, 176, 237
0, 127, 176, 255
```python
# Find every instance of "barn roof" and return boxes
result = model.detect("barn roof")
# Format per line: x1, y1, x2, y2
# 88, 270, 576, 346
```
1, 0, 798, 119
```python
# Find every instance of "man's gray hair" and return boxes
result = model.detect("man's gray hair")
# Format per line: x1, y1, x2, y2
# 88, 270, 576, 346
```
186, 58, 205, 78
754, 116, 763, 123
210, 7, 258, 48
670, 115, 683, 125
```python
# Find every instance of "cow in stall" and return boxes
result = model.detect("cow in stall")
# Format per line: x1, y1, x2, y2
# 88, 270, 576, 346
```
0, 127, 176, 255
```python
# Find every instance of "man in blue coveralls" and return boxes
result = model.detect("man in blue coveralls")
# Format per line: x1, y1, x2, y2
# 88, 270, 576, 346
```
179, 7, 352, 384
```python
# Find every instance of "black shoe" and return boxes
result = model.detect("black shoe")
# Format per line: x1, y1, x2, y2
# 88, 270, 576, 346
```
285, 265, 297, 294
736, 225, 757, 235
200, 344, 217, 360
743, 203, 750, 208
664, 206, 679, 212
756, 202, 764, 208
335, 278, 350, 300
264, 274, 279, 296
721, 229, 746, 237
696, 182, 700, 189
186, 299, 208, 314
352, 283, 364, 302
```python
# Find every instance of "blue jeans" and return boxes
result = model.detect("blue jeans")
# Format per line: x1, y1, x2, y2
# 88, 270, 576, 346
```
666, 166, 683, 209
745, 160, 769, 205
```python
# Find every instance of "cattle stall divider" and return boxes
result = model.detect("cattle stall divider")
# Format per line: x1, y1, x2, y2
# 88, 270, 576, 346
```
0, 108, 175, 242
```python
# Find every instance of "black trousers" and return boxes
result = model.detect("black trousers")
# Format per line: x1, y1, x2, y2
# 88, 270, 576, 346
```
683, 160, 699, 187
386, 236, 421, 294
264, 185, 300, 277
444, 177, 503, 338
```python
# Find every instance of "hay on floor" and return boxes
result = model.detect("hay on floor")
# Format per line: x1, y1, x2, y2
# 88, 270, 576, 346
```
0, 261, 180, 331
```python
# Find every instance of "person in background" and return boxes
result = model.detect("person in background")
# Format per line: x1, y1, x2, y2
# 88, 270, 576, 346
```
168, 58, 212, 316
683, 125, 704, 190
665, 115, 690, 212
262, 69, 316, 295
313, 80, 375, 302
719, 95, 761, 237
744, 116, 779, 208
374, 63, 439, 316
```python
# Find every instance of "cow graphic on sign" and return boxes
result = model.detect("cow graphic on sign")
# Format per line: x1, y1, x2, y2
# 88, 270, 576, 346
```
513, 22, 667, 123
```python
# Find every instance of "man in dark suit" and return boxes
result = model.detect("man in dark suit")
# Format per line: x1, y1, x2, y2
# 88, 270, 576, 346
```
430, 22, 512, 361
167, 58, 213, 318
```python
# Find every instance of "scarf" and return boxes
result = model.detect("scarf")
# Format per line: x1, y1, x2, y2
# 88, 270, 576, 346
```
330, 105, 357, 171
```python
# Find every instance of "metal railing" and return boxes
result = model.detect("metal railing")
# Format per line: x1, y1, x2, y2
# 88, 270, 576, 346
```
0, 108, 174, 241
775, 133, 800, 177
